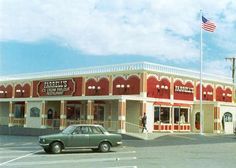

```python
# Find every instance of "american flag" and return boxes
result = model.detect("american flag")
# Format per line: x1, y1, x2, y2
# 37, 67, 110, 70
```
202, 16, 216, 32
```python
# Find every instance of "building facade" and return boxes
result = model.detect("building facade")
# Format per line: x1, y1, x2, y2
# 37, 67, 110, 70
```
0, 62, 235, 134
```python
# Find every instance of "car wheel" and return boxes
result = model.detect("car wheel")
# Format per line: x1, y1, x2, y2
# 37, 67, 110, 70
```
50, 142, 62, 154
44, 148, 51, 154
99, 142, 110, 152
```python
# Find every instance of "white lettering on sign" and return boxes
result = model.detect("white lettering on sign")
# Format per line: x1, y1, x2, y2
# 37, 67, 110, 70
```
42, 80, 69, 96
175, 86, 194, 93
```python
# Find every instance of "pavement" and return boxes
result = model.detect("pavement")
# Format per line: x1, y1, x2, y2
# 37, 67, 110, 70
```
124, 131, 236, 140
1, 134, 236, 168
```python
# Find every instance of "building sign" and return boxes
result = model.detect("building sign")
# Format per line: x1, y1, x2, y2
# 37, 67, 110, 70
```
37, 79, 75, 96
175, 86, 193, 93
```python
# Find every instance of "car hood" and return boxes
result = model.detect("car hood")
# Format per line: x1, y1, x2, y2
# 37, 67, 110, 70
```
39, 133, 65, 139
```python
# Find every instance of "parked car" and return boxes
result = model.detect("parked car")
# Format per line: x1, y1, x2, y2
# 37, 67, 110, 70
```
39, 124, 122, 154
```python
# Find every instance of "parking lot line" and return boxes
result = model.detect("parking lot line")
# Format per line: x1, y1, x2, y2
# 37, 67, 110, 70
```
0, 150, 41, 167
2, 156, 137, 167
106, 166, 137, 168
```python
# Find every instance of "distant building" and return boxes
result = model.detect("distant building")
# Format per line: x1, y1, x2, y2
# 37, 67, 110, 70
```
0, 62, 235, 134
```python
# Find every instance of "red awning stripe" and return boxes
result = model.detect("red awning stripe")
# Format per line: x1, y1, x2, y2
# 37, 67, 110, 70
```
153, 102, 192, 107
153, 102, 172, 106
173, 103, 192, 107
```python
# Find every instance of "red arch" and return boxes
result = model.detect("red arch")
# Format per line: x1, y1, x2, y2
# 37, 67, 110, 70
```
97, 78, 109, 96
126, 75, 140, 95
147, 76, 159, 97
225, 88, 232, 102
85, 78, 97, 96
216, 86, 224, 101
113, 76, 126, 95
159, 78, 170, 99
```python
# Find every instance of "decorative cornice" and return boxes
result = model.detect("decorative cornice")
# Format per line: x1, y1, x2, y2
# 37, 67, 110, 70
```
0, 62, 233, 85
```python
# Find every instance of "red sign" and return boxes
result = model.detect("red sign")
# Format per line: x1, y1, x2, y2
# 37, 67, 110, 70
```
37, 79, 75, 96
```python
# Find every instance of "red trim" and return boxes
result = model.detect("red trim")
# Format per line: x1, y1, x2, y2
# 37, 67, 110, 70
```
173, 103, 192, 107
94, 100, 106, 104
153, 102, 172, 106
14, 102, 25, 104
66, 101, 81, 104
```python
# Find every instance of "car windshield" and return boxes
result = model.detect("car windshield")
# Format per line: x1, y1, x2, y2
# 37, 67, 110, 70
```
98, 126, 108, 133
62, 125, 76, 134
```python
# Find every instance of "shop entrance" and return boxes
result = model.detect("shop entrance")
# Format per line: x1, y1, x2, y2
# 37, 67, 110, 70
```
223, 112, 233, 134
195, 112, 200, 130
66, 104, 81, 126
94, 104, 105, 126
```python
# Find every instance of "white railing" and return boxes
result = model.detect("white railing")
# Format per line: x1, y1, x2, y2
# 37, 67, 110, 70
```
0, 62, 232, 84
125, 122, 142, 133
13, 118, 25, 126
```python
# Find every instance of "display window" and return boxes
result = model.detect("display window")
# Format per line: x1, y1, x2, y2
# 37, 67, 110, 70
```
66, 105, 81, 120
174, 107, 189, 124
94, 105, 105, 121
154, 106, 171, 124
14, 104, 25, 118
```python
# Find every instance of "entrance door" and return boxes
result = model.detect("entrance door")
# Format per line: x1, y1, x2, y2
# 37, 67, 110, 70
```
94, 105, 105, 126
195, 112, 200, 130
223, 112, 233, 134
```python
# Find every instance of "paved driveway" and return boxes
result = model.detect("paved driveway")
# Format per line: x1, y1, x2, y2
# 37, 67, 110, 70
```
0, 134, 236, 168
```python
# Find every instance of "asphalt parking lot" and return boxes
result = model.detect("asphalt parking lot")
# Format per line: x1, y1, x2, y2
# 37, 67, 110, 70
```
1, 134, 236, 168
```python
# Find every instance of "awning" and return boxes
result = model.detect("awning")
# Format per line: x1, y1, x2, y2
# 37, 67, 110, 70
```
153, 102, 172, 106
173, 103, 192, 107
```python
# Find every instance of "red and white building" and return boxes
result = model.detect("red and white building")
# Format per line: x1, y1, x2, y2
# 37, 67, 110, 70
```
0, 62, 235, 134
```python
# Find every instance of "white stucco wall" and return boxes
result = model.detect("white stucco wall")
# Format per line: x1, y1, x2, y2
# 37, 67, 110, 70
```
220, 105, 236, 134
146, 102, 154, 132
0, 102, 9, 125
26, 101, 42, 128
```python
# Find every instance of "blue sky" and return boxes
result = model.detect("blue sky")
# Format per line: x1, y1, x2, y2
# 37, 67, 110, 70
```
0, 0, 236, 78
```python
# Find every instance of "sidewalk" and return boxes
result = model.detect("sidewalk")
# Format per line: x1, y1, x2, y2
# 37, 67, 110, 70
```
123, 132, 201, 140
124, 132, 171, 140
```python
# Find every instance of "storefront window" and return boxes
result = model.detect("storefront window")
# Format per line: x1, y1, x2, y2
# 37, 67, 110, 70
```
174, 108, 189, 124
224, 112, 232, 122
154, 107, 160, 123
180, 108, 188, 123
154, 106, 170, 123
30, 107, 40, 117
66, 105, 80, 120
14, 104, 25, 118
160, 107, 170, 123
94, 105, 104, 121
174, 108, 180, 123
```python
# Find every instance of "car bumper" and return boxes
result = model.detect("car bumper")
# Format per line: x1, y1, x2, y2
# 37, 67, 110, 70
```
39, 143, 50, 147
117, 141, 122, 145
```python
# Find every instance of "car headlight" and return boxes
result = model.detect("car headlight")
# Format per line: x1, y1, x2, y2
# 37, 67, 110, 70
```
40, 138, 46, 143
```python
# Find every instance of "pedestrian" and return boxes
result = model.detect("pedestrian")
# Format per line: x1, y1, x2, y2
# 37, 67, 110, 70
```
141, 112, 148, 133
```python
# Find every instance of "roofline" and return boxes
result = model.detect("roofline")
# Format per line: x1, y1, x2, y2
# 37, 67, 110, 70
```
0, 61, 233, 85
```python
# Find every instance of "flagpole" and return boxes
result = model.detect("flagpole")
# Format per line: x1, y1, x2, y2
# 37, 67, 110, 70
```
200, 10, 204, 135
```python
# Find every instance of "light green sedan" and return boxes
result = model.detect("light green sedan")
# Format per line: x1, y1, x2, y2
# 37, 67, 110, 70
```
39, 124, 122, 154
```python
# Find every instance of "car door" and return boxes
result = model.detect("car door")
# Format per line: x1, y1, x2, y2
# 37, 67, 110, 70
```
89, 126, 107, 147
67, 126, 90, 148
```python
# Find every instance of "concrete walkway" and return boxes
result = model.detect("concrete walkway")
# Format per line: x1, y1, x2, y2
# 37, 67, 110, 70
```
123, 132, 205, 140
124, 132, 172, 140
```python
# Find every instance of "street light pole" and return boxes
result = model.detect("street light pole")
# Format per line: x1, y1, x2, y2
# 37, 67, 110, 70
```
225, 57, 236, 83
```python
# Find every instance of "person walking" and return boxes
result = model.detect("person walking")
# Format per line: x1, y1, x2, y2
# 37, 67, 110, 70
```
141, 112, 148, 133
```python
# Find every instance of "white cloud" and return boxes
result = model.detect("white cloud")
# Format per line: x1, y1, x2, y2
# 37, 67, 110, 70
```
0, 0, 235, 66
204, 59, 231, 77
